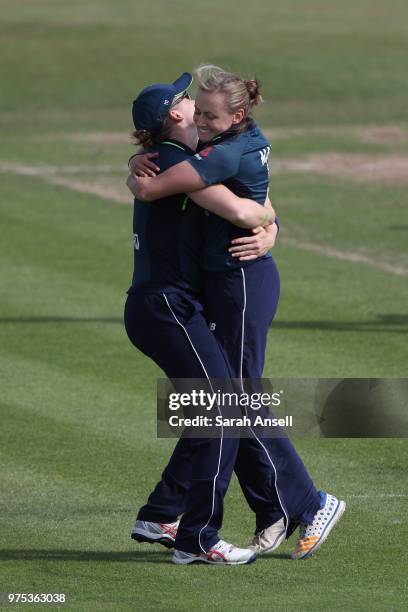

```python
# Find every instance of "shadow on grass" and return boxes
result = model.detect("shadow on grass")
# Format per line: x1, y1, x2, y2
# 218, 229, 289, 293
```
257, 552, 292, 560
0, 549, 170, 563
388, 225, 408, 231
0, 316, 122, 324
0, 314, 407, 333
273, 314, 408, 333
0, 549, 293, 563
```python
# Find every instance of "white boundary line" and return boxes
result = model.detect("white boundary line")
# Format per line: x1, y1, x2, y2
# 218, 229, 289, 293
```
347, 493, 408, 499
0, 161, 129, 204
281, 237, 408, 277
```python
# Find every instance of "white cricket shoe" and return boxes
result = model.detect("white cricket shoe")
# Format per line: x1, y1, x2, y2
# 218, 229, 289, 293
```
291, 492, 346, 560
247, 518, 286, 554
173, 539, 256, 565
131, 519, 179, 549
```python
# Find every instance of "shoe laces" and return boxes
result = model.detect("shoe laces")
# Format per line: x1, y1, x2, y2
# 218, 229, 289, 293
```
251, 529, 265, 547
159, 522, 178, 538
212, 539, 234, 554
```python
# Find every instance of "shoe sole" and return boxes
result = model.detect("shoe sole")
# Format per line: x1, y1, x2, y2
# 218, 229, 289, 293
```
292, 499, 346, 560
172, 554, 257, 566
131, 529, 175, 549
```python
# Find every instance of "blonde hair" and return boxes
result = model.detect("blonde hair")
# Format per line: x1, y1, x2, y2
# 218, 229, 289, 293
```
195, 64, 262, 124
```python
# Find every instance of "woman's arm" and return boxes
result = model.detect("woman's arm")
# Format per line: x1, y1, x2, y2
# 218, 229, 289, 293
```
229, 198, 279, 260
127, 161, 205, 201
188, 185, 275, 229
126, 158, 275, 228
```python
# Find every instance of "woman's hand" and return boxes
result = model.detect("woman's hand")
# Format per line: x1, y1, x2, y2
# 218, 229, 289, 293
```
228, 223, 279, 261
126, 174, 152, 201
128, 152, 160, 177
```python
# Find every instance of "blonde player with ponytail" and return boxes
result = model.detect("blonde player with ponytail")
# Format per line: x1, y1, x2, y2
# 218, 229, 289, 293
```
128, 65, 345, 563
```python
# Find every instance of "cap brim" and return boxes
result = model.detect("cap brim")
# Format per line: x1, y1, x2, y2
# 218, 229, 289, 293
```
172, 72, 193, 95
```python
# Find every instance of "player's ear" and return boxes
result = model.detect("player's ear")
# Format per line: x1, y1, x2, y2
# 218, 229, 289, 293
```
231, 108, 245, 124
168, 109, 183, 124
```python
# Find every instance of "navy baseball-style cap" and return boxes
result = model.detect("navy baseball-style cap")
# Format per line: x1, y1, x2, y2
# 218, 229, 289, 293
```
132, 72, 193, 133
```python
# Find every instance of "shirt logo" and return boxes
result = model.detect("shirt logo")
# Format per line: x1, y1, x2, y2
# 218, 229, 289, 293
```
133, 233, 139, 250
200, 146, 213, 157
209, 322, 216, 331
194, 146, 213, 161
259, 146, 271, 166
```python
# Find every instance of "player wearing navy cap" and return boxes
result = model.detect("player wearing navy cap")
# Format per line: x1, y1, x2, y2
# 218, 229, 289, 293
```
128, 65, 345, 562
125, 73, 280, 565
127, 73, 274, 296
131, 73, 194, 133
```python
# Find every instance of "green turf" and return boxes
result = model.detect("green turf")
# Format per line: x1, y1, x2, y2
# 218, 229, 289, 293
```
2, 0, 408, 128
1, 1, 408, 610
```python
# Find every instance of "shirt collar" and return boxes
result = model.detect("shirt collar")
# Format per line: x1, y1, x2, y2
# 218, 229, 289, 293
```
161, 139, 196, 155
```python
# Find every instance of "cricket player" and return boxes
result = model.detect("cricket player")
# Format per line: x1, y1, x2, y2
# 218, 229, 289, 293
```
125, 72, 279, 565
127, 66, 345, 563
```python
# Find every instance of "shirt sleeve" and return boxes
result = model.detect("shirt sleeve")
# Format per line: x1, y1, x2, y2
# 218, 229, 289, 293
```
186, 138, 245, 185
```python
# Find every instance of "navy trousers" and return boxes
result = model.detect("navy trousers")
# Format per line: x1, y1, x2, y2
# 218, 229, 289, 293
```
205, 258, 320, 534
126, 257, 320, 552
125, 290, 241, 552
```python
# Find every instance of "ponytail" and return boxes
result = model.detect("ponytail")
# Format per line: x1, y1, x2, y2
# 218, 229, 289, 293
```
245, 79, 263, 107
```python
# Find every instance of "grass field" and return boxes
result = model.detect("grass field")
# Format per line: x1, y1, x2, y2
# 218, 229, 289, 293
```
1, 1, 408, 610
